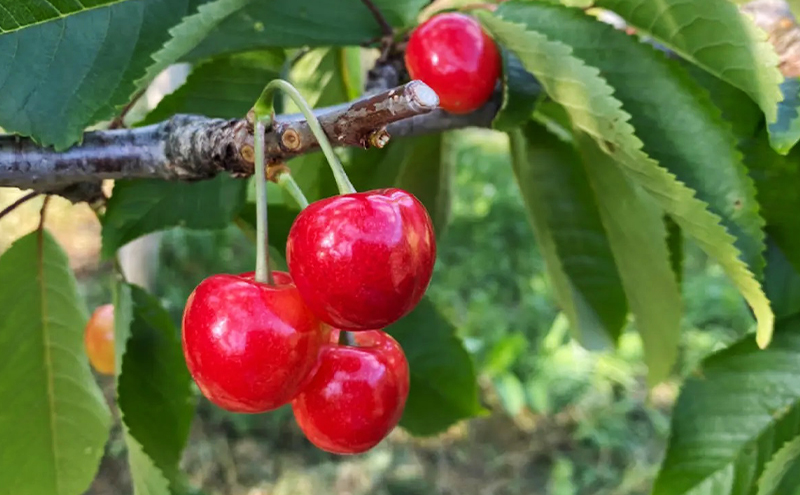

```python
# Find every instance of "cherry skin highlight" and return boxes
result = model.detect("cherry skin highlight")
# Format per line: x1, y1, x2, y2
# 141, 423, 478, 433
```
181, 271, 328, 413
405, 12, 501, 114
85, 304, 115, 375
286, 188, 436, 331
292, 329, 410, 454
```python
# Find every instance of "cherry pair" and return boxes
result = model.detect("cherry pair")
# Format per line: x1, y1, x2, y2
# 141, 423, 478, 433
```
181, 188, 435, 454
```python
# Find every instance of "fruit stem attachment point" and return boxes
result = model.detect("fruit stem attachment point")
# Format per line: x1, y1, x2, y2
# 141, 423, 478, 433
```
254, 118, 274, 286
254, 79, 356, 196
277, 171, 309, 209
338, 330, 358, 347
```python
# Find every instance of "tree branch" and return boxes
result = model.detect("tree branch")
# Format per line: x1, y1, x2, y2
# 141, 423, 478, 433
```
0, 80, 461, 192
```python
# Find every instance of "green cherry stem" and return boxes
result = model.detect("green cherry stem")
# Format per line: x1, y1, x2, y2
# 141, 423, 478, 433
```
254, 118, 274, 285
255, 79, 356, 195
277, 171, 309, 209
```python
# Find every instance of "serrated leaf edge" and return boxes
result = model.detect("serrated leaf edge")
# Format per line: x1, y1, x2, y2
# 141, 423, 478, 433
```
479, 11, 775, 347
756, 434, 800, 495
594, 0, 784, 123
136, 0, 251, 90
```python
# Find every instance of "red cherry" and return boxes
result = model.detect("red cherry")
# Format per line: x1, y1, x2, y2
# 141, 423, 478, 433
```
405, 12, 501, 114
85, 304, 115, 375
181, 271, 328, 413
286, 188, 436, 331
292, 329, 410, 454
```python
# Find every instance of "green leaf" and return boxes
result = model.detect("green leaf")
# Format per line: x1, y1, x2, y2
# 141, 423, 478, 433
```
102, 175, 248, 258
116, 284, 195, 486
0, 0, 123, 33
0, 0, 199, 150
125, 437, 172, 495
500, 0, 766, 281
508, 124, 627, 350
769, 78, 800, 154
139, 49, 284, 125
575, 131, 682, 385
593, 0, 784, 124
757, 435, 800, 495
139, 0, 251, 90
113, 284, 170, 495
653, 318, 800, 495
492, 49, 542, 131
679, 61, 764, 143
0, 230, 111, 495
386, 297, 484, 436
744, 130, 800, 275
479, 9, 775, 347
764, 237, 800, 322
183, 0, 428, 61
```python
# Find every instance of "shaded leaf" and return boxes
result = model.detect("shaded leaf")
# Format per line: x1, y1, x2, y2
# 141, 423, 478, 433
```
763, 237, 800, 322
0, 230, 111, 495
387, 297, 485, 436
500, 0, 766, 281
125, 438, 172, 495
757, 435, 800, 495
115, 284, 195, 486
594, 0, 783, 124
389, 133, 453, 236
744, 129, 800, 275
102, 175, 248, 258
653, 318, 800, 495
113, 283, 170, 495
679, 61, 764, 143
479, 8, 774, 347
492, 49, 542, 131
140, 0, 251, 89
0, 0, 124, 33
0, 0, 199, 149
508, 123, 627, 350
575, 131, 682, 385
184, 0, 428, 60
139, 49, 284, 125
665, 216, 683, 286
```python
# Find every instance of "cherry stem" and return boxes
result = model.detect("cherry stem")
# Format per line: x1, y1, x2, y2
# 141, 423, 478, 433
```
338, 330, 357, 347
257, 79, 356, 195
277, 171, 309, 209
254, 118, 275, 286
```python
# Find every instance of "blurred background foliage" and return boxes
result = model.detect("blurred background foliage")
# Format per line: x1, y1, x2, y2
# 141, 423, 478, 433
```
0, 128, 755, 494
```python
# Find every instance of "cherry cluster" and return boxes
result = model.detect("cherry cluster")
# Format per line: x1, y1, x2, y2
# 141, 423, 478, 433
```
181, 188, 436, 454
83, 10, 499, 456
